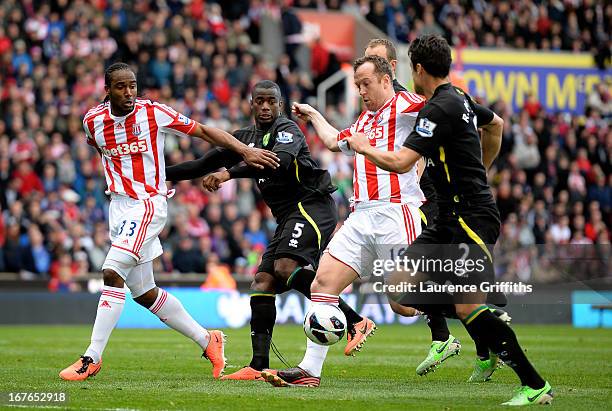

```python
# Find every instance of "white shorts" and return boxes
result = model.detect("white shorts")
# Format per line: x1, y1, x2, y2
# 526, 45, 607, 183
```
106, 194, 167, 264
325, 202, 422, 276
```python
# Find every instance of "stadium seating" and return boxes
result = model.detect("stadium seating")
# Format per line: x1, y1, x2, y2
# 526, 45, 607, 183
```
0, 0, 608, 288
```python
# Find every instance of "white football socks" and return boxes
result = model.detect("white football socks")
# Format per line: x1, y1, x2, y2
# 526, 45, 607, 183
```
150, 288, 210, 351
298, 337, 329, 377
298, 293, 339, 377
84, 285, 126, 363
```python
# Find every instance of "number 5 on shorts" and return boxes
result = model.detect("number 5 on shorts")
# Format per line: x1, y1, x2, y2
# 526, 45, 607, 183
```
292, 223, 304, 238
118, 220, 138, 237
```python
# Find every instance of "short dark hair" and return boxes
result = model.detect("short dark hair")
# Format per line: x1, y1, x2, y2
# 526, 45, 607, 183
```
104, 62, 132, 87
252, 80, 282, 98
408, 35, 451, 78
366, 38, 397, 62
353, 55, 393, 80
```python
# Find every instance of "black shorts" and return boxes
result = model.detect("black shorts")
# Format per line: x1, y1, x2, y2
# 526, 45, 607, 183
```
419, 200, 438, 227
390, 207, 500, 306
257, 194, 338, 275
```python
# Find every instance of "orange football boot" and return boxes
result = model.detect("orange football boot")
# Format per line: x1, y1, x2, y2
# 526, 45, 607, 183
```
221, 366, 277, 381
59, 356, 102, 381
261, 367, 320, 387
203, 330, 227, 378
344, 317, 377, 356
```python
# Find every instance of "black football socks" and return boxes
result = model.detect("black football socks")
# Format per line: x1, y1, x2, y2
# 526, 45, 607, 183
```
426, 313, 451, 342
249, 293, 276, 370
463, 306, 545, 389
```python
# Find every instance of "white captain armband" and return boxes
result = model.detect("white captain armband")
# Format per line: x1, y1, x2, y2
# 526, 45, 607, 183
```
337, 139, 355, 156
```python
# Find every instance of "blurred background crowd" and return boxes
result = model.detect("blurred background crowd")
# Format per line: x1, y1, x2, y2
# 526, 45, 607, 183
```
297, 0, 610, 59
0, 0, 609, 290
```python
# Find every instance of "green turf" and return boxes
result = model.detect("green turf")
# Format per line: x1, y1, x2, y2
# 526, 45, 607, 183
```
1, 323, 611, 410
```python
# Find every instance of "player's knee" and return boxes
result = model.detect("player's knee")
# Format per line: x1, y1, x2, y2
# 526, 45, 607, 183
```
251, 272, 276, 293
310, 275, 329, 294
310, 262, 337, 293
102, 269, 125, 288
273, 258, 299, 282
454, 304, 480, 320
134, 287, 158, 308
125, 261, 156, 300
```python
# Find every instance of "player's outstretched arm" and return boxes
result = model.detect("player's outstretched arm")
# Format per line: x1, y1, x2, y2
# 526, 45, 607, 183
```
190, 123, 279, 169
165, 148, 242, 182
292, 103, 340, 152
346, 133, 421, 174
479, 112, 503, 170
201, 152, 294, 192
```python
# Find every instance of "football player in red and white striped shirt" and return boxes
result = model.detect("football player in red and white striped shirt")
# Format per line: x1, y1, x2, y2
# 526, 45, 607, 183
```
263, 55, 426, 387
60, 63, 279, 381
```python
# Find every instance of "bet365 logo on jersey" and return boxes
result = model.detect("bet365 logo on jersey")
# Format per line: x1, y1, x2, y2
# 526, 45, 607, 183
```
101, 140, 148, 157
367, 126, 384, 140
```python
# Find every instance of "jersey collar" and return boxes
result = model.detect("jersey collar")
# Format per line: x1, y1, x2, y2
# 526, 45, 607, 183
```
432, 82, 453, 98
108, 103, 136, 121
255, 115, 281, 134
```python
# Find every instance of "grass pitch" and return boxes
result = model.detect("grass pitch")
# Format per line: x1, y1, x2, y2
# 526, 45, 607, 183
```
1, 323, 611, 410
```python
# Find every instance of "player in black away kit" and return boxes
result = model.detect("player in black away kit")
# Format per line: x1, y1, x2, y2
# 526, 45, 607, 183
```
166, 80, 372, 381
347, 35, 552, 405
365, 38, 510, 377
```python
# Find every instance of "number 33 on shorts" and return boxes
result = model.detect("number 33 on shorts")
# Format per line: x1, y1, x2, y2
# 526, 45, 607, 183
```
117, 220, 138, 237
289, 222, 304, 248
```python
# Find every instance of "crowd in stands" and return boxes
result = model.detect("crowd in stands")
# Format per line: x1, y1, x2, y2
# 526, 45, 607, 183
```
0, 1, 609, 289
296, 0, 610, 60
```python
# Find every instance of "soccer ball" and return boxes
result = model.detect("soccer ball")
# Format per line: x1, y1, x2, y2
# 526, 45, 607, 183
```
303, 304, 347, 346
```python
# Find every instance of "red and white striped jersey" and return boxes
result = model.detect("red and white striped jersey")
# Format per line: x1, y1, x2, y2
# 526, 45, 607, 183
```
83, 99, 196, 200
337, 91, 426, 206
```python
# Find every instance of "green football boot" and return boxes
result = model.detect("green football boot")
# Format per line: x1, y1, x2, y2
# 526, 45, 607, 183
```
416, 335, 461, 376
468, 351, 503, 382
502, 381, 554, 406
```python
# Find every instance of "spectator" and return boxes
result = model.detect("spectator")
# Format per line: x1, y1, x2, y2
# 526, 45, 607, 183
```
87, 230, 109, 272
588, 173, 611, 211
186, 204, 210, 239
512, 133, 541, 171
244, 211, 267, 248
523, 92, 542, 119
420, 9, 444, 37
389, 12, 410, 43
3, 223, 22, 273
11, 39, 32, 76
12, 161, 43, 198
19, 224, 51, 277
366, 1, 388, 34
281, 1, 303, 69
550, 215, 571, 244
48, 253, 81, 292
150, 48, 172, 88
310, 38, 330, 85
200, 253, 236, 290
172, 237, 204, 273
587, 82, 611, 117
567, 162, 587, 200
